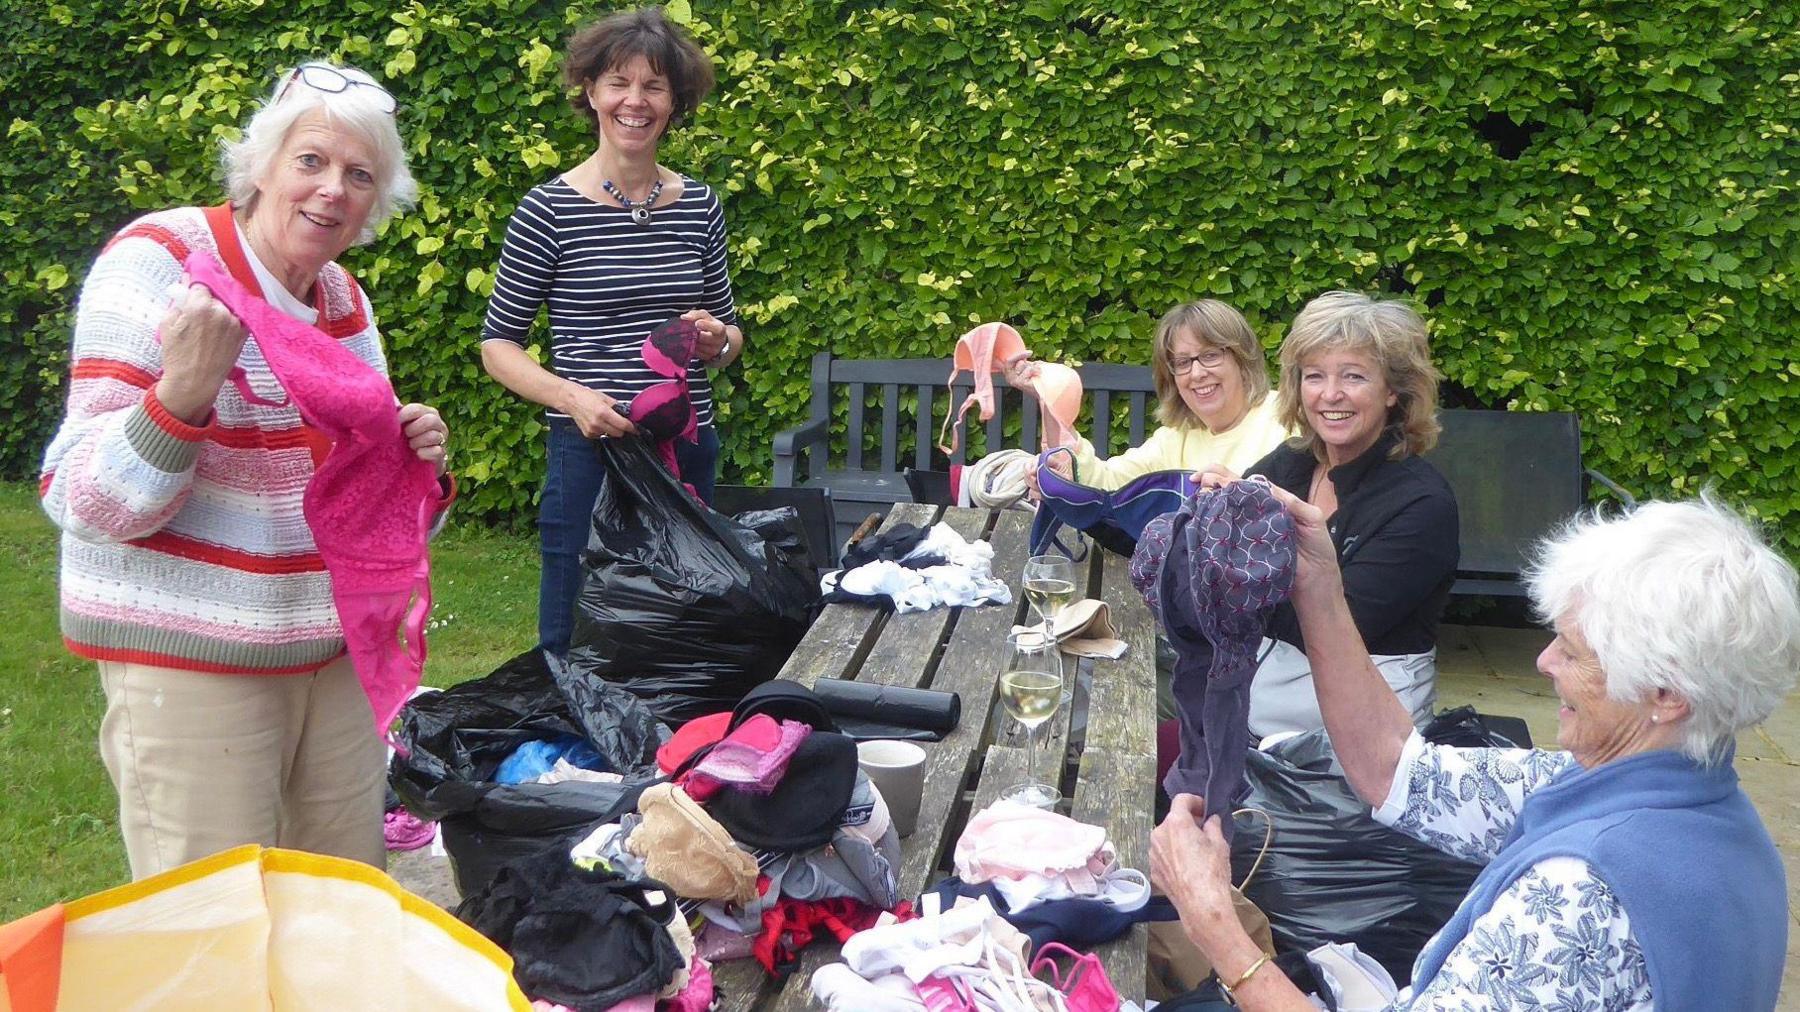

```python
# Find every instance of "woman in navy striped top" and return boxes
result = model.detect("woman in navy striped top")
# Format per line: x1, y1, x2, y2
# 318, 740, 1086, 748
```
481, 6, 744, 655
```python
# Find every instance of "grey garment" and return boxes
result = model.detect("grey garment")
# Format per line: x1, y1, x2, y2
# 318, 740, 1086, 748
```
1246, 638, 1438, 738
699, 770, 901, 930
755, 771, 900, 910
765, 827, 901, 909
701, 831, 900, 933
575, 812, 651, 881
1154, 635, 1180, 721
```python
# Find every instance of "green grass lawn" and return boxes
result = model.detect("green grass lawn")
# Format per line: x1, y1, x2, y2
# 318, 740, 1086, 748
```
0, 481, 540, 921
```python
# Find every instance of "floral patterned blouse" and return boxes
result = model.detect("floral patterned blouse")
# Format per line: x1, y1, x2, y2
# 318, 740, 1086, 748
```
1371, 732, 1654, 1011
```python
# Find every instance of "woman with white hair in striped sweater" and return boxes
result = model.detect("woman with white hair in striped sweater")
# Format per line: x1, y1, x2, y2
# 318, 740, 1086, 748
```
40, 61, 450, 878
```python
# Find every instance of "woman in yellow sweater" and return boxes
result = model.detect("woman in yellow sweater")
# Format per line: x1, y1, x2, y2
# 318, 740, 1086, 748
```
1016, 299, 1291, 490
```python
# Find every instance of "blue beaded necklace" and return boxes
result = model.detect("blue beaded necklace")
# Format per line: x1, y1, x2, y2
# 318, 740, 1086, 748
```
601, 177, 665, 225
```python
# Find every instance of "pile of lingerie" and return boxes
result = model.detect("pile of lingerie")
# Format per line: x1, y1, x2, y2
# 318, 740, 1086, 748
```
453, 693, 905, 1010
809, 800, 1170, 1012
820, 521, 1012, 613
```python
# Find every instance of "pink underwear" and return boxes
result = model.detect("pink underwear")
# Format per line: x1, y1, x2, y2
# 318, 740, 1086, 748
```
678, 715, 811, 801
952, 800, 1115, 893
185, 250, 439, 743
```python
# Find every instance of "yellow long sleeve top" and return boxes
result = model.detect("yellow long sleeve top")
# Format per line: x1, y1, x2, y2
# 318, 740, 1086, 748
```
1063, 394, 1292, 491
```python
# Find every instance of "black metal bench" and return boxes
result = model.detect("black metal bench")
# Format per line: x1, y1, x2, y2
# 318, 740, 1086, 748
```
770, 352, 1632, 596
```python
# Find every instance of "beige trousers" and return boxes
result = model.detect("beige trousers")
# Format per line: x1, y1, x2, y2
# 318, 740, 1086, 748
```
98, 655, 386, 880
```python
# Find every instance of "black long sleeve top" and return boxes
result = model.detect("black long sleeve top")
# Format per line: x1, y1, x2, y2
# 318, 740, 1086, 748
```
1246, 428, 1460, 656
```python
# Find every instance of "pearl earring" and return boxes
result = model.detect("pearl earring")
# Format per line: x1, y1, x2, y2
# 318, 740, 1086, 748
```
1650, 715, 1660, 724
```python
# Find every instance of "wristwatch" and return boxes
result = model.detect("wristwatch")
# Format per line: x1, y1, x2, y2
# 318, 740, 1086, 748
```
705, 338, 734, 368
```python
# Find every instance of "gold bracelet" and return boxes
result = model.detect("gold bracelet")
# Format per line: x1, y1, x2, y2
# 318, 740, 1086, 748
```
1220, 953, 1272, 1001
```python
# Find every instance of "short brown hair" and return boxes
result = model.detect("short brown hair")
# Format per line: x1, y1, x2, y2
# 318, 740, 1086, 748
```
563, 7, 715, 132
1275, 291, 1442, 460
1150, 300, 1271, 428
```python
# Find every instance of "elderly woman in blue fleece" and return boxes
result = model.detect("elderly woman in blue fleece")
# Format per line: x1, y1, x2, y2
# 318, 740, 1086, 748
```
1150, 493, 1798, 1010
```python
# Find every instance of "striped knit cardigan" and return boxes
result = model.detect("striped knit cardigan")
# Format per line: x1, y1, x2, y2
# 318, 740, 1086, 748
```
41, 203, 435, 674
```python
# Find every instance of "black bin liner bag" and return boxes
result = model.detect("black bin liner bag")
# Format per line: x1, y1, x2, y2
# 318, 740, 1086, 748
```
387, 648, 666, 896
568, 436, 821, 724
1228, 727, 1486, 985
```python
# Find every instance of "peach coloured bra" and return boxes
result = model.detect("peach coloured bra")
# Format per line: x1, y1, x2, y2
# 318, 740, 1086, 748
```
939, 322, 1082, 456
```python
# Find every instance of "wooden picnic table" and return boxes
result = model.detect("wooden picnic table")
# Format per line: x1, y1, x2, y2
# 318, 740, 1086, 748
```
712, 502, 1160, 1011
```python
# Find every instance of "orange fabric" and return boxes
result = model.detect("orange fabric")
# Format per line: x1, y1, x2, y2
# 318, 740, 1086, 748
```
64, 638, 346, 676
203, 203, 262, 296
70, 358, 158, 388
0, 905, 66, 1012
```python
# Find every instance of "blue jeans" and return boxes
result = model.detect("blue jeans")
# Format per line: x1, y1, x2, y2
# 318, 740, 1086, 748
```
537, 420, 720, 656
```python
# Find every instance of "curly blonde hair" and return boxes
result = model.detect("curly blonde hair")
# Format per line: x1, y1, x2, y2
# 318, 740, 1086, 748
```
1276, 291, 1442, 460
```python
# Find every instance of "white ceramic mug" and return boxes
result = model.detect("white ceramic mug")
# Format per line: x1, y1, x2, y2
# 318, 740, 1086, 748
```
856, 739, 927, 838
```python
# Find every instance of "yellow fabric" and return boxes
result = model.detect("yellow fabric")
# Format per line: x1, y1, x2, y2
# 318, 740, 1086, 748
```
23, 845, 529, 1012
1066, 394, 1292, 491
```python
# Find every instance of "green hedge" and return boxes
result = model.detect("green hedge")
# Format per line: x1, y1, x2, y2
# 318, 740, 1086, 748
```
5, 1, 1797, 547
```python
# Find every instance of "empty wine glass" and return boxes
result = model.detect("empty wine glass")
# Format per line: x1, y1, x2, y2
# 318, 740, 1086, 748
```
999, 628, 1063, 808
1022, 554, 1077, 634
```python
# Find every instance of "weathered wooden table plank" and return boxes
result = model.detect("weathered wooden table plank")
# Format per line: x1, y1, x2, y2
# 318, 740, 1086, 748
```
1072, 747, 1159, 1004
892, 509, 1032, 899
994, 539, 1098, 774
966, 745, 1037, 812
853, 507, 992, 690
773, 502, 941, 689
1084, 547, 1158, 757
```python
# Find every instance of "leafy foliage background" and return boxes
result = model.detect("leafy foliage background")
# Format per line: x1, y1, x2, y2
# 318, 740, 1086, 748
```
4, 1, 1796, 546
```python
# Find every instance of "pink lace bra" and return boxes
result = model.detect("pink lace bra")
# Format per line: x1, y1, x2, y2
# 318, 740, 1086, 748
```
623, 317, 701, 494
185, 250, 439, 742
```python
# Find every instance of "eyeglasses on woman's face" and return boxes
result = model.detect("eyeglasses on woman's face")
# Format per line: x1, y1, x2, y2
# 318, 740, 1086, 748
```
1167, 348, 1231, 375
278, 63, 398, 115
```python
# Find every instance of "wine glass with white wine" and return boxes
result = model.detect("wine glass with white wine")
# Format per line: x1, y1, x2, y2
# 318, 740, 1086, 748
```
1022, 554, 1077, 633
999, 627, 1064, 808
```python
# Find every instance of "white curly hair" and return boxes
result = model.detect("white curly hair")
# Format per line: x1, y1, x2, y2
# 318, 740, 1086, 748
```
220, 61, 417, 244
1527, 494, 1800, 766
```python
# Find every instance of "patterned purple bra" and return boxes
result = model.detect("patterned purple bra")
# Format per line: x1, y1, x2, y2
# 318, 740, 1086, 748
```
1129, 478, 1295, 832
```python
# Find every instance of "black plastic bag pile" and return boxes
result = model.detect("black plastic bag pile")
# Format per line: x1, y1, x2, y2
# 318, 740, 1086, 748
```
1228, 710, 1526, 985
388, 648, 669, 896
568, 437, 821, 723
